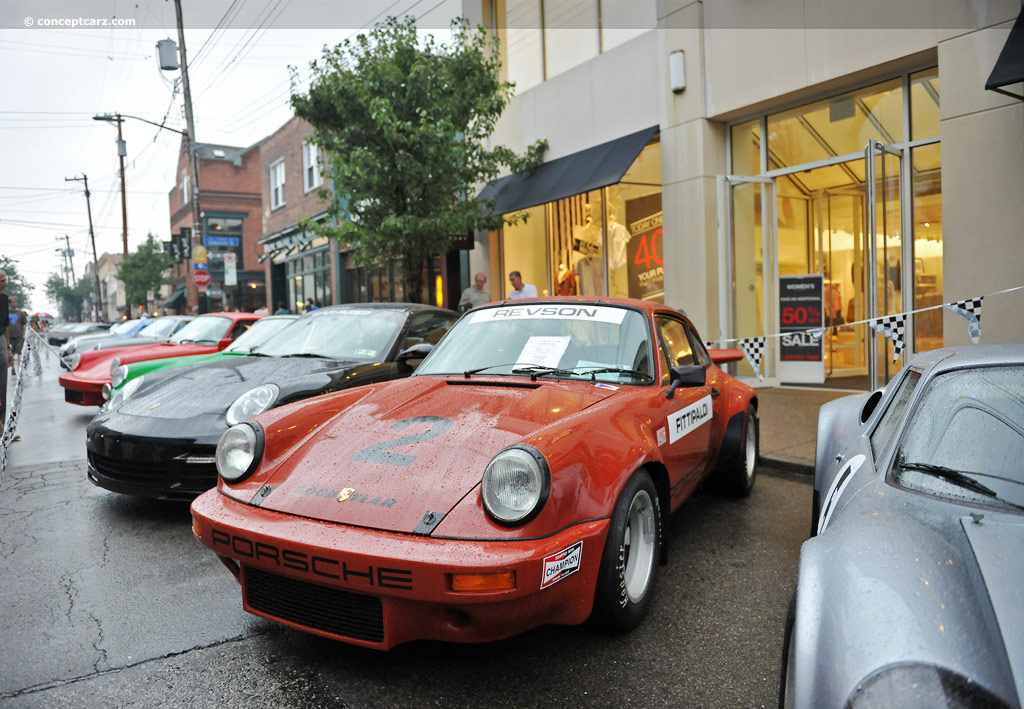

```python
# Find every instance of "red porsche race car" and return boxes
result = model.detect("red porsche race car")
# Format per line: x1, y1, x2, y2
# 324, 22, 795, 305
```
191, 298, 758, 649
59, 312, 264, 406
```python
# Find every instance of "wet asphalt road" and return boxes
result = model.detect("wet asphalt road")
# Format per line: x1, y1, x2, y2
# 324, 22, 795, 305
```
1, 353, 811, 708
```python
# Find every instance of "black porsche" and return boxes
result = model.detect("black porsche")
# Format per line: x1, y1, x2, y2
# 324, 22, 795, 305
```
86, 303, 457, 501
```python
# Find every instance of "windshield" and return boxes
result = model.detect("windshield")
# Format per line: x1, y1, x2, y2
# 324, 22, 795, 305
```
225, 316, 298, 352
108, 321, 137, 336
255, 309, 406, 359
170, 316, 232, 344
891, 365, 1024, 510
416, 304, 654, 384
137, 317, 180, 339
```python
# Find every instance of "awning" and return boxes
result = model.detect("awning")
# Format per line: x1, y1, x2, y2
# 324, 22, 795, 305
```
986, 10, 1024, 100
161, 288, 187, 308
479, 125, 659, 215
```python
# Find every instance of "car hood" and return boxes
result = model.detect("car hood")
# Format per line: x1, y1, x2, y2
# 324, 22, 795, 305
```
94, 335, 166, 350
799, 480, 1024, 706
255, 377, 614, 533
116, 355, 374, 421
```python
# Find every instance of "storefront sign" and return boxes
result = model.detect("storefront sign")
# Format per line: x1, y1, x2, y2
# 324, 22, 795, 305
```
205, 236, 240, 247
625, 194, 664, 301
777, 274, 824, 383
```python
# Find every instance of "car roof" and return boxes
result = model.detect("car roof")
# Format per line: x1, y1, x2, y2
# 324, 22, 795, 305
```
911, 343, 1024, 376
309, 303, 456, 316
477, 296, 685, 319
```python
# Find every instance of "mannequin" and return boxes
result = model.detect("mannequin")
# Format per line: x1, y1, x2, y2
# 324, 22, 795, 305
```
607, 209, 631, 297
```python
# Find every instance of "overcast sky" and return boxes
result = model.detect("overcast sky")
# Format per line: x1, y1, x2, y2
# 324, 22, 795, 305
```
0, 0, 461, 314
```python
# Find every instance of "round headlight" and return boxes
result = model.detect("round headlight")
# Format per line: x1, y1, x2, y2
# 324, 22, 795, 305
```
61, 342, 74, 356
105, 375, 146, 412
68, 353, 81, 371
225, 384, 279, 425
481, 445, 550, 525
216, 423, 264, 482
109, 357, 121, 377
110, 364, 129, 389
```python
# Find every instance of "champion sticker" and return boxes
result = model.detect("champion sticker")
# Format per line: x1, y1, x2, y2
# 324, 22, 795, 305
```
540, 541, 583, 589
657, 427, 667, 446
668, 394, 713, 443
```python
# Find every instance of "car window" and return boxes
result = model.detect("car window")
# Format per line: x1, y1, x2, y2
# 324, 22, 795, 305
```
225, 316, 297, 352
170, 316, 232, 344
890, 365, 1024, 509
255, 309, 408, 360
685, 323, 711, 368
656, 317, 696, 383
403, 313, 456, 348
138, 318, 179, 338
417, 304, 654, 384
228, 320, 254, 340
869, 370, 920, 460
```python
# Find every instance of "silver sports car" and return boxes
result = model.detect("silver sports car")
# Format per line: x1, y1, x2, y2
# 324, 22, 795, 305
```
782, 343, 1024, 709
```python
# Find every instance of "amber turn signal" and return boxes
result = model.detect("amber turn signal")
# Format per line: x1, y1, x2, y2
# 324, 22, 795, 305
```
450, 571, 516, 592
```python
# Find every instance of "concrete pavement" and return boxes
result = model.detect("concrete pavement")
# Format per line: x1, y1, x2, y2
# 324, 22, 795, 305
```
754, 385, 855, 473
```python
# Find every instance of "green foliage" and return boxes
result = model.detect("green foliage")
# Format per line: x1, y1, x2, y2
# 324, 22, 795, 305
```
0, 256, 32, 310
291, 16, 546, 302
116, 233, 173, 307
44, 272, 94, 320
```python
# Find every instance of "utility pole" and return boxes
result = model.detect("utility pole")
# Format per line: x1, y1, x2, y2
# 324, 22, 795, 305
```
174, 0, 205, 314
113, 114, 129, 257
61, 235, 77, 287
65, 174, 104, 321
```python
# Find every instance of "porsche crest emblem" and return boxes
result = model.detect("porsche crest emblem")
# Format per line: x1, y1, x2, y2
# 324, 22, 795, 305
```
337, 487, 356, 503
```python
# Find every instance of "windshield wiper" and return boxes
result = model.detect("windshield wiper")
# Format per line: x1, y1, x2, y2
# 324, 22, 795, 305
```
510, 364, 580, 381
580, 366, 655, 384
899, 461, 1001, 498
282, 352, 328, 359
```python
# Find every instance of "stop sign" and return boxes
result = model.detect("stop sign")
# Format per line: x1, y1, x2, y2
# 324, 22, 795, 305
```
193, 269, 210, 287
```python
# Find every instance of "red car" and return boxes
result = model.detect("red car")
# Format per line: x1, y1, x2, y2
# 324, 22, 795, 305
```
60, 312, 263, 406
191, 298, 758, 649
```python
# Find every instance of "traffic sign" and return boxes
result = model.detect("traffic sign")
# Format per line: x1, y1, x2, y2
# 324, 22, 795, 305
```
193, 269, 211, 288
193, 244, 208, 264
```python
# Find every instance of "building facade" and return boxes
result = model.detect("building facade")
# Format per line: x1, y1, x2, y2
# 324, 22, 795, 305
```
168, 139, 265, 313
464, 0, 1024, 390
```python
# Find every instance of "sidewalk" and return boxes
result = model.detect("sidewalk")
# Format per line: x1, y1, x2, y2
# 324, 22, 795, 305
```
754, 385, 856, 473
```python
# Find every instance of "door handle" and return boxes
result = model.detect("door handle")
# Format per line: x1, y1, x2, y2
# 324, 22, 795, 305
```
711, 388, 721, 398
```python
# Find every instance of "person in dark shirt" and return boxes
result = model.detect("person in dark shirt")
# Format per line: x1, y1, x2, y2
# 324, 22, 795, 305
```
0, 270, 10, 437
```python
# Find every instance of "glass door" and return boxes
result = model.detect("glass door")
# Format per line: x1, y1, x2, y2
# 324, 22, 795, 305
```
717, 174, 775, 379
865, 140, 904, 389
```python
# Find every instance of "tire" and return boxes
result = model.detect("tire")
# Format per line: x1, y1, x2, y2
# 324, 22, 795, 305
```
778, 589, 797, 709
717, 405, 759, 497
592, 470, 662, 631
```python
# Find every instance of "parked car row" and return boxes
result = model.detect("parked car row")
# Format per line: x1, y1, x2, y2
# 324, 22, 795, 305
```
62, 299, 1022, 708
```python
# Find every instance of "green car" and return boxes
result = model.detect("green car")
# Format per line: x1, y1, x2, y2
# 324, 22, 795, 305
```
102, 314, 298, 401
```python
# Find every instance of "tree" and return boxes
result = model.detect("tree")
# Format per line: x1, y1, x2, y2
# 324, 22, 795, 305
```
291, 16, 546, 302
117, 233, 173, 309
0, 256, 32, 311
44, 272, 93, 321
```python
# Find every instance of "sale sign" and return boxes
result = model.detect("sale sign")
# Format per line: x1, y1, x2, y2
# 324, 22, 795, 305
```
779, 275, 823, 362
625, 194, 664, 301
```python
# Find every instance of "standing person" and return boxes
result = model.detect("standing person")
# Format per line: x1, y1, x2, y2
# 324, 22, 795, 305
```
274, 301, 290, 315
507, 271, 538, 300
8, 296, 26, 373
0, 270, 10, 437
254, 303, 269, 315
458, 272, 490, 311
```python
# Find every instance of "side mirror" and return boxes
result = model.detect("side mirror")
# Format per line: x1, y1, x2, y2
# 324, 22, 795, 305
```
665, 364, 706, 399
217, 338, 233, 350
397, 342, 434, 370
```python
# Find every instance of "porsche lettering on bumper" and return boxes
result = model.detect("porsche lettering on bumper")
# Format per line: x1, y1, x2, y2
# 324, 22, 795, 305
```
210, 527, 413, 590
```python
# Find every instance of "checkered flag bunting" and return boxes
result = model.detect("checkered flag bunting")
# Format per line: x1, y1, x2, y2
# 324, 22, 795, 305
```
944, 296, 984, 344
738, 337, 766, 380
868, 314, 906, 362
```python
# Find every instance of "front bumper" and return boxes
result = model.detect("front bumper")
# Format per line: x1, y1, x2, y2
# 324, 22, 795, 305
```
58, 372, 106, 406
191, 489, 610, 649
87, 421, 221, 500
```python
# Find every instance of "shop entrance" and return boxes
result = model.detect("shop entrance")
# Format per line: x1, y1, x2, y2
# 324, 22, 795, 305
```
721, 141, 905, 390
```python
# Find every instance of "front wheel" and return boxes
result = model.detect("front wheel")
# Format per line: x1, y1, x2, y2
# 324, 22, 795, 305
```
592, 470, 662, 631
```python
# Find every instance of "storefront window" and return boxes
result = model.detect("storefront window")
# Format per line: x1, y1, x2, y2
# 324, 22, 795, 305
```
286, 245, 331, 312
499, 136, 663, 302
910, 69, 940, 141
731, 119, 760, 175
501, 206, 548, 298
767, 78, 903, 168
912, 142, 942, 353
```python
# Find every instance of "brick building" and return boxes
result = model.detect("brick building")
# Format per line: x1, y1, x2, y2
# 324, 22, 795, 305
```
167, 138, 265, 313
